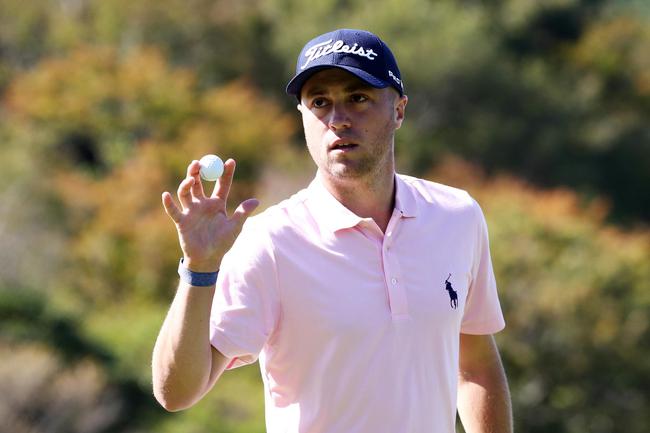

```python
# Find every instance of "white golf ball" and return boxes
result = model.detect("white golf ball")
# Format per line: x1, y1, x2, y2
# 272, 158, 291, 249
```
199, 154, 224, 181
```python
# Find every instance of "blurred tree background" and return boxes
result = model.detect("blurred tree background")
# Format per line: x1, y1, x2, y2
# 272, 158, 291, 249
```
0, 0, 648, 432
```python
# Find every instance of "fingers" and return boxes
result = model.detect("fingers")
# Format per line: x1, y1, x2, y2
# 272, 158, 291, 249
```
177, 176, 195, 209
187, 160, 206, 199
162, 192, 183, 223
231, 198, 260, 230
212, 158, 236, 201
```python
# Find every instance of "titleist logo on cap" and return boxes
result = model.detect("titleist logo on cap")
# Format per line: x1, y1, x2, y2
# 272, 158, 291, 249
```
300, 39, 378, 70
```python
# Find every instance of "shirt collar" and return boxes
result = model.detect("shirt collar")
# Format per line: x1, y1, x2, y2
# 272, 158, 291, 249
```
305, 174, 363, 233
305, 173, 418, 233
394, 174, 418, 218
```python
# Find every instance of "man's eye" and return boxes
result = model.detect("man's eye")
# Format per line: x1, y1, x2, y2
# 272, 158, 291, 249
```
351, 94, 368, 103
312, 98, 328, 108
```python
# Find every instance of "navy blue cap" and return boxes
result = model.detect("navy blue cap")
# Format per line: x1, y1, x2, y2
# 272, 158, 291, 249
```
286, 29, 404, 98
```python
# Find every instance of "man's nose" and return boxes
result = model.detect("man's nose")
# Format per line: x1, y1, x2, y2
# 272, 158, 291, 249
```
328, 103, 352, 131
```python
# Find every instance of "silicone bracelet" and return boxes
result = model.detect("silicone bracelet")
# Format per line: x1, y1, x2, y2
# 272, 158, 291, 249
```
177, 258, 219, 287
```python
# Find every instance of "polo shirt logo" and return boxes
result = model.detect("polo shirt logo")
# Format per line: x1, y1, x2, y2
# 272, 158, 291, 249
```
444, 274, 458, 309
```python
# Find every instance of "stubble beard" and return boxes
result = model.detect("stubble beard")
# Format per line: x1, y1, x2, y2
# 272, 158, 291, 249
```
322, 119, 396, 182
328, 145, 392, 181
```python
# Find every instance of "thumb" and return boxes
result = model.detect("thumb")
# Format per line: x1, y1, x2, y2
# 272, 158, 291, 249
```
231, 198, 260, 228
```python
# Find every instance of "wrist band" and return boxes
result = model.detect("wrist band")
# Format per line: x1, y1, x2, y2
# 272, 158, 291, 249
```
177, 258, 219, 287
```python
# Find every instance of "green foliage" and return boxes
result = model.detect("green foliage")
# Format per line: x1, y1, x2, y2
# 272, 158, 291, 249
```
6, 46, 198, 169
0, 287, 163, 433
0, 288, 111, 364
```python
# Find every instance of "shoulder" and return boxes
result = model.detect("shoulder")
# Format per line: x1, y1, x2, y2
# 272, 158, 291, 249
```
397, 173, 479, 213
220, 186, 315, 276
239, 186, 312, 238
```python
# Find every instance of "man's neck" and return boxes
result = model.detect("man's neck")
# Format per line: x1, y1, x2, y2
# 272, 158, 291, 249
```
319, 168, 396, 233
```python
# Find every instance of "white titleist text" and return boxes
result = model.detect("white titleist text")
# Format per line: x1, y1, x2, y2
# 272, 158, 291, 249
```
301, 39, 378, 70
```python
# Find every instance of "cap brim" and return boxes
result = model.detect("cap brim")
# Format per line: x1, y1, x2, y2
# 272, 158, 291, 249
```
286, 65, 389, 97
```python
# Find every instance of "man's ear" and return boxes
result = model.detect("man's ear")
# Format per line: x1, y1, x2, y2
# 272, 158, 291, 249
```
395, 95, 408, 128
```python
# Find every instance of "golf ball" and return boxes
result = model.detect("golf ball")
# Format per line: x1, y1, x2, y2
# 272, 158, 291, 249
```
199, 154, 224, 181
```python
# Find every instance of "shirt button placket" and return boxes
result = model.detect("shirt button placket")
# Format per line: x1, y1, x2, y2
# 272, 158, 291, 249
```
382, 214, 409, 319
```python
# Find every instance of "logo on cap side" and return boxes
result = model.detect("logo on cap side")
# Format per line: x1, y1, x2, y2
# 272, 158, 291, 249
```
301, 39, 379, 70
388, 70, 402, 89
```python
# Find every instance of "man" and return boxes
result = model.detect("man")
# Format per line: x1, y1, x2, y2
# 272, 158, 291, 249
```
153, 29, 513, 433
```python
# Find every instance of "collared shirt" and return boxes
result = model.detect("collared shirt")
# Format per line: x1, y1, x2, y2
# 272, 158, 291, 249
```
210, 173, 505, 433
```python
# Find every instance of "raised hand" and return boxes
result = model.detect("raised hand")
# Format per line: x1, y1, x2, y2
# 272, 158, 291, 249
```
162, 158, 259, 272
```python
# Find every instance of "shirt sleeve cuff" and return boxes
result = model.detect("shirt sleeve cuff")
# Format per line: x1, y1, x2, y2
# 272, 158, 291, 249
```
460, 316, 506, 335
210, 331, 260, 370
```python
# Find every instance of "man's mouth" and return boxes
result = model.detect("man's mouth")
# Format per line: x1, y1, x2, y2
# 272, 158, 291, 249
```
330, 142, 359, 151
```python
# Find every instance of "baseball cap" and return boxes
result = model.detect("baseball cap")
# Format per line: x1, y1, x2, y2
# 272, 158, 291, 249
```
286, 29, 404, 98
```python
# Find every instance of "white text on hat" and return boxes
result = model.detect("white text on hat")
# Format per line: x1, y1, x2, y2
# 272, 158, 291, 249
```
301, 39, 378, 70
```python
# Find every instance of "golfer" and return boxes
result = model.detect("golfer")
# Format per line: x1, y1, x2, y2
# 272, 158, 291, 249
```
153, 28, 513, 433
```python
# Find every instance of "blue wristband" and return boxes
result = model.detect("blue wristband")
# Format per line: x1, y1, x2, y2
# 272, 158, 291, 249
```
177, 258, 219, 287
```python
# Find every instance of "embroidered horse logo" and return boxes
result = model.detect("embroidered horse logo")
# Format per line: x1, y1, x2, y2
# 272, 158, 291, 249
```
444, 274, 458, 309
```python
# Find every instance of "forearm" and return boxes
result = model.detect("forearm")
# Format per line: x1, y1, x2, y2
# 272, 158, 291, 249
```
457, 369, 512, 433
457, 334, 513, 433
152, 282, 218, 411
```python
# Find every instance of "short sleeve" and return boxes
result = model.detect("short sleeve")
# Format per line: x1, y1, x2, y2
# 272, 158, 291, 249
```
209, 216, 280, 369
460, 200, 505, 335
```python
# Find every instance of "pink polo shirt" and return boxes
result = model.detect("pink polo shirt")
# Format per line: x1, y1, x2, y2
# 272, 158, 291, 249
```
210, 173, 505, 433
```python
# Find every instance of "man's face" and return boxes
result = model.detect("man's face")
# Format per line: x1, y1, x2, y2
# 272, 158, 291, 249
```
298, 68, 407, 183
